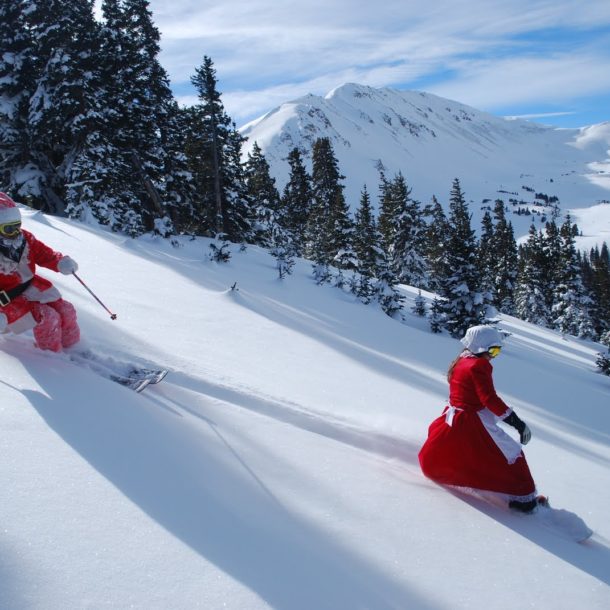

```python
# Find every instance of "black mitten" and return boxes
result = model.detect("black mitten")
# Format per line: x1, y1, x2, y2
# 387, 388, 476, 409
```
503, 411, 532, 445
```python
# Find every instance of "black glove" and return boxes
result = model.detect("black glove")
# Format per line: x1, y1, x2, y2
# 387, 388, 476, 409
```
503, 411, 532, 445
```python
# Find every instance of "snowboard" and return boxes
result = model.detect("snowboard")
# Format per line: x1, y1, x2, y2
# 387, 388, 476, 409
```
531, 501, 593, 543
455, 488, 593, 543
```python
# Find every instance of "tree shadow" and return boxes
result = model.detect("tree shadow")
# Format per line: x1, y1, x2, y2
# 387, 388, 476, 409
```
23, 365, 435, 610
0, 540, 32, 609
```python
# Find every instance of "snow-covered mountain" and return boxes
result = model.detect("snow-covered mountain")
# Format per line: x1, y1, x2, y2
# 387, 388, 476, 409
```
241, 83, 610, 246
1, 208, 609, 608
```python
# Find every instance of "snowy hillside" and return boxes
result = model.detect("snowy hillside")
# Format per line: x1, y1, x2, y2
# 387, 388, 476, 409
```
241, 84, 610, 244
1, 208, 610, 609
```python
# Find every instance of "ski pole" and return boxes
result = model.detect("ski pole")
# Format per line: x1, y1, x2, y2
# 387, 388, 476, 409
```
72, 272, 117, 320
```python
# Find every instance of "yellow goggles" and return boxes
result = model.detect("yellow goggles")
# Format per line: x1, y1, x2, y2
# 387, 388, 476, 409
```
488, 346, 502, 358
0, 221, 21, 237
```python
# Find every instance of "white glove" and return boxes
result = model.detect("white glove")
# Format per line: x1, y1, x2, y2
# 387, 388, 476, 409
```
0, 312, 7, 333
58, 256, 78, 275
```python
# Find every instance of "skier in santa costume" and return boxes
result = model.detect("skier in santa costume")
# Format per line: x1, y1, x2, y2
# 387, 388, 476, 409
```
0, 192, 80, 352
419, 325, 542, 513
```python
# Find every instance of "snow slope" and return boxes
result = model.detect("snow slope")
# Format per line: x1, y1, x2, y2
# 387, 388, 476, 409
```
1, 209, 610, 609
241, 83, 610, 245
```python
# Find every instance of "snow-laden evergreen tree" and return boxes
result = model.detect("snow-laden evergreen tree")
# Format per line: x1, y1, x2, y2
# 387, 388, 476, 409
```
88, 0, 176, 234
244, 142, 281, 247
0, 0, 35, 194
540, 220, 563, 313
429, 297, 444, 333
377, 171, 395, 253
269, 216, 296, 280
307, 137, 355, 269
157, 102, 198, 235
11, 0, 102, 213
188, 56, 250, 242
412, 290, 427, 317
436, 179, 489, 337
490, 200, 518, 314
596, 347, 610, 376
582, 243, 610, 337
551, 215, 595, 338
353, 186, 378, 277
378, 172, 427, 287
281, 147, 313, 256
477, 210, 495, 296
422, 195, 449, 293
514, 225, 552, 326
352, 185, 378, 301
374, 263, 404, 317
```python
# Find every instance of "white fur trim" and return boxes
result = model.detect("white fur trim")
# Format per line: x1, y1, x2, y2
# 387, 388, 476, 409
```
7, 311, 36, 334
24, 284, 62, 303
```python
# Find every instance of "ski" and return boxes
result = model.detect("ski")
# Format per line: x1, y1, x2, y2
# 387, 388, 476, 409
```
66, 349, 168, 393
111, 368, 168, 393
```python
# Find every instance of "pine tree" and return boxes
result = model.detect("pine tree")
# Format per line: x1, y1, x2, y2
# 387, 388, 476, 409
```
412, 290, 427, 317
379, 172, 426, 287
422, 195, 449, 292
12, 0, 103, 213
437, 179, 489, 337
243, 141, 281, 247
373, 247, 404, 317
352, 186, 378, 301
551, 215, 595, 337
377, 171, 395, 254
584, 243, 610, 337
281, 147, 313, 255
429, 297, 445, 333
354, 186, 378, 278
269, 217, 296, 279
491, 200, 518, 313
0, 0, 35, 195
541, 220, 563, 312
477, 210, 495, 296
596, 348, 610, 375
157, 102, 198, 235
515, 225, 551, 325
188, 56, 250, 242
65, 0, 178, 235
307, 137, 354, 269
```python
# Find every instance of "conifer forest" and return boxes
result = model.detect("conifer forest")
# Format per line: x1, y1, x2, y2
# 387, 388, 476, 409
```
1, 1, 609, 365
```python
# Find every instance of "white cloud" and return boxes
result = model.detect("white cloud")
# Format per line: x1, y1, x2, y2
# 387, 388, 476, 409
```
428, 52, 610, 110
119, 1, 610, 124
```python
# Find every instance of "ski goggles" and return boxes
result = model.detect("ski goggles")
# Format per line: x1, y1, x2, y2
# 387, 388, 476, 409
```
0, 221, 21, 237
488, 346, 502, 358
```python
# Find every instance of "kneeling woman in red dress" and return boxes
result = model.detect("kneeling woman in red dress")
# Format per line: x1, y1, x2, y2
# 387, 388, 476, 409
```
419, 325, 542, 513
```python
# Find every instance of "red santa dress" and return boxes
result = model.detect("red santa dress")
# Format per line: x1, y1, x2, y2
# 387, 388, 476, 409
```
1, 229, 80, 351
418, 353, 536, 501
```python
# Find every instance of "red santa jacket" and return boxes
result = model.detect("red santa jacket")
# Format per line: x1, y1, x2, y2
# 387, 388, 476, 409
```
449, 354, 510, 418
0, 229, 64, 331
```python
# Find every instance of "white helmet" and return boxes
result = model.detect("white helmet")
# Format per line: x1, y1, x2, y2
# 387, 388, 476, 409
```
460, 325, 504, 354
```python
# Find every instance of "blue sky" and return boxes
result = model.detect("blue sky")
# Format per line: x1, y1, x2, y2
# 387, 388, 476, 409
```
105, 0, 610, 128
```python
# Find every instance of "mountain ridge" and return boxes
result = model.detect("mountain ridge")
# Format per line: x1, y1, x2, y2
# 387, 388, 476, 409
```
241, 83, 610, 243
